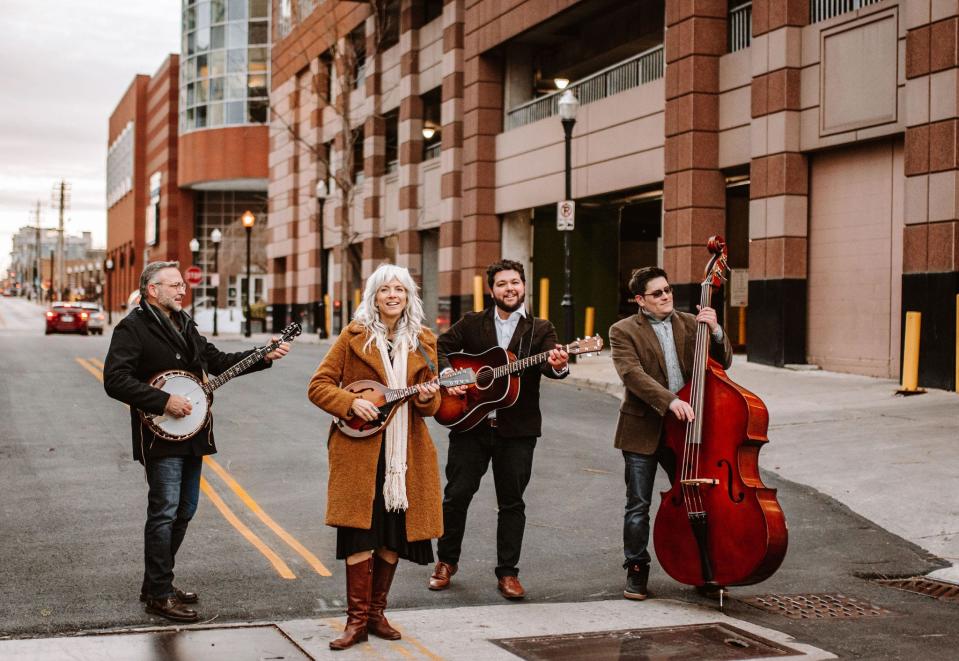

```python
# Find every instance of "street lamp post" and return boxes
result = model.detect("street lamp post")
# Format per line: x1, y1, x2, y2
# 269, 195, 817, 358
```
315, 180, 329, 338
558, 89, 579, 354
189, 237, 200, 319
104, 258, 115, 325
210, 228, 222, 336
241, 210, 255, 338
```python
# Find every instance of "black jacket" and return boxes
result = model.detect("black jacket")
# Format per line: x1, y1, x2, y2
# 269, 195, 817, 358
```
437, 307, 567, 438
103, 299, 270, 462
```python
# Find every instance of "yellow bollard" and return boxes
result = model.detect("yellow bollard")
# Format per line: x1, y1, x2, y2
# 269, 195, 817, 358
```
324, 293, 331, 336
539, 278, 549, 320
473, 275, 484, 312
584, 306, 595, 338
353, 288, 361, 313
738, 307, 747, 346
898, 311, 925, 395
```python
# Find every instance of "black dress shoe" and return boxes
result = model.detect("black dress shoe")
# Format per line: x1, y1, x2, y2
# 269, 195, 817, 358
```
144, 596, 199, 623
624, 563, 649, 601
140, 587, 199, 604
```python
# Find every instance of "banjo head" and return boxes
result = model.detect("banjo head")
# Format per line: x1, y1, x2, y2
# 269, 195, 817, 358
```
147, 371, 210, 441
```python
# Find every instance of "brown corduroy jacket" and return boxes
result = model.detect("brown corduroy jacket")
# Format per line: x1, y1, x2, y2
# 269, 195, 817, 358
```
609, 310, 733, 455
307, 322, 443, 541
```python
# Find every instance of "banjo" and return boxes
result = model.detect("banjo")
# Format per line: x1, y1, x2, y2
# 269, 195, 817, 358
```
139, 322, 302, 441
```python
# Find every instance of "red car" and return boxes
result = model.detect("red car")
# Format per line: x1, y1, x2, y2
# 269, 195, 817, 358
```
45, 304, 90, 335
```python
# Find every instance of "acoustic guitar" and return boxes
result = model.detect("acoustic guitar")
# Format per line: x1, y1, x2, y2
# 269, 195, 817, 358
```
336, 368, 476, 438
434, 336, 603, 433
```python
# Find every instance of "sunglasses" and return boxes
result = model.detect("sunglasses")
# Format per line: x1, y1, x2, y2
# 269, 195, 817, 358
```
640, 285, 672, 299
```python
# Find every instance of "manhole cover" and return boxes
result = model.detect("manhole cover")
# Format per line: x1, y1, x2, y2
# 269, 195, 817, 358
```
875, 577, 959, 603
739, 593, 894, 619
0, 624, 312, 660
492, 623, 797, 660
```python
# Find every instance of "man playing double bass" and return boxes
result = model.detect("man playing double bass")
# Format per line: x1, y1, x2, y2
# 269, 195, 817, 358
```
608, 266, 732, 600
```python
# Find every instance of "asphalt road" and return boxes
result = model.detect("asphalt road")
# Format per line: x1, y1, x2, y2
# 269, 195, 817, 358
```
1, 296, 956, 659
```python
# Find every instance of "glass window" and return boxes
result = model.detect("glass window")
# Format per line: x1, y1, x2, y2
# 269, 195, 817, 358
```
196, 79, 209, 103
187, 30, 196, 55
186, 107, 196, 129
226, 48, 246, 72
211, 25, 225, 49
248, 99, 268, 123
424, 0, 443, 23
228, 0, 247, 20
195, 26, 210, 51
247, 73, 268, 97
186, 5, 197, 30
227, 21, 247, 48
196, 104, 208, 128
210, 76, 224, 100
211, 0, 226, 23
186, 82, 196, 106
226, 100, 245, 124
209, 102, 224, 126
248, 47, 268, 73
196, 53, 209, 78
250, 0, 268, 18
197, 1, 211, 29
183, 58, 195, 82
248, 20, 268, 45
210, 50, 225, 76
227, 73, 246, 99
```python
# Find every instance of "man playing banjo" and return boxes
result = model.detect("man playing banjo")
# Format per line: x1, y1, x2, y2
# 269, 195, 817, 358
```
104, 261, 290, 622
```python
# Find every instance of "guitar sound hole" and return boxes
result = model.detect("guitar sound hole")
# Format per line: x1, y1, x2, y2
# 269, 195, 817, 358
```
475, 366, 494, 390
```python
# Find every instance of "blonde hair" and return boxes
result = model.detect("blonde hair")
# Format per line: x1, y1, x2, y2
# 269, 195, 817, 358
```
353, 263, 425, 353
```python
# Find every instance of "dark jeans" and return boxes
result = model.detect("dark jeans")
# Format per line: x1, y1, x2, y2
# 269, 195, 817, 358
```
142, 455, 203, 599
623, 447, 674, 568
436, 426, 537, 578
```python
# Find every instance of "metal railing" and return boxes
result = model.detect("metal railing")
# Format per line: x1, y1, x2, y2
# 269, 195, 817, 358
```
505, 45, 664, 130
729, 2, 752, 52
811, 0, 883, 23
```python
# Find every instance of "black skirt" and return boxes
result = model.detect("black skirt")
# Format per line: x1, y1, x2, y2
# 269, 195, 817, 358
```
335, 437, 434, 565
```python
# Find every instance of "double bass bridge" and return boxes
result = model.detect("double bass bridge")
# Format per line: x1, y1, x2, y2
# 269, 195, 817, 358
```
680, 478, 719, 487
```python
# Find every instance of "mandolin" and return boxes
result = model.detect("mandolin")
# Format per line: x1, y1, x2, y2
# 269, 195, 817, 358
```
336, 368, 476, 438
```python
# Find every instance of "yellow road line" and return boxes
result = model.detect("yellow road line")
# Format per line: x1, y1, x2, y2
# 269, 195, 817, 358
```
204, 456, 332, 576
394, 629, 446, 661
76, 357, 103, 382
200, 476, 296, 579
88, 357, 104, 369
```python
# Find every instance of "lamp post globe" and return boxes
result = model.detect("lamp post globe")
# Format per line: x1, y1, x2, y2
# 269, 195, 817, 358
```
104, 258, 115, 325
210, 228, 222, 336
188, 237, 200, 318
241, 211, 255, 338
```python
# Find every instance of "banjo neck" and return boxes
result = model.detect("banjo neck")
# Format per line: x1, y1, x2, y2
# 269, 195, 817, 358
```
204, 345, 271, 393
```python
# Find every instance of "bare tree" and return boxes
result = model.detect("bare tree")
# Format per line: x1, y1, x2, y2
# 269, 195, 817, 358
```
271, 0, 397, 331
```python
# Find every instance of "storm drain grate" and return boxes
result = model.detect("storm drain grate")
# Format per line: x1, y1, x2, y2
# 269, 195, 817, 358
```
739, 593, 894, 619
491, 623, 798, 660
875, 577, 959, 603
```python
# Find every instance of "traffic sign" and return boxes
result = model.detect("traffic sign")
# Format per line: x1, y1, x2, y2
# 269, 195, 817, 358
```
557, 200, 575, 231
185, 265, 203, 286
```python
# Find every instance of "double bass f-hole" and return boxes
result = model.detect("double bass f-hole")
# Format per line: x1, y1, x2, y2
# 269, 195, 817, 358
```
717, 459, 745, 503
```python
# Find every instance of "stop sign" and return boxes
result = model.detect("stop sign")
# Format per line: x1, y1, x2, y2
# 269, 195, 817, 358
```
185, 265, 203, 286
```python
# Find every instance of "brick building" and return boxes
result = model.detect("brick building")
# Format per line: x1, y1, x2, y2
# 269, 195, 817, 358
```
270, 0, 958, 389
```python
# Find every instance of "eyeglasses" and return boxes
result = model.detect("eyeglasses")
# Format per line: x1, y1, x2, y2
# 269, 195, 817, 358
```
640, 285, 672, 299
156, 282, 188, 291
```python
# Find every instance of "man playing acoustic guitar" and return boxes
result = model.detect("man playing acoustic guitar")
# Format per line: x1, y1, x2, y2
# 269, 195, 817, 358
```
103, 261, 290, 623
429, 259, 568, 599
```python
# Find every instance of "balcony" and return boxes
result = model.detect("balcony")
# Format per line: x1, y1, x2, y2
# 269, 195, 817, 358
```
728, 2, 752, 53
505, 45, 664, 131
810, 0, 883, 24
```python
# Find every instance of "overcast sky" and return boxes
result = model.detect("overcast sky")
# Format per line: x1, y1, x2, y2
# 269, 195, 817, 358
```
0, 1, 180, 270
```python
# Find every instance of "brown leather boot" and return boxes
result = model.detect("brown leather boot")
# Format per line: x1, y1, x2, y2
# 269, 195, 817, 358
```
367, 555, 401, 640
329, 557, 373, 651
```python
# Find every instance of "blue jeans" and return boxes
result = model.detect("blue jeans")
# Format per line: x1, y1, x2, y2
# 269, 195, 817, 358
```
142, 456, 203, 599
622, 448, 674, 568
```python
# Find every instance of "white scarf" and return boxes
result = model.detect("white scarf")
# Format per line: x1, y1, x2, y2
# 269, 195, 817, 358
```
375, 335, 410, 512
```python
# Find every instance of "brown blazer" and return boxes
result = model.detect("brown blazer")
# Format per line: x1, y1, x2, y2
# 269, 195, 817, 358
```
609, 311, 733, 455
307, 322, 443, 542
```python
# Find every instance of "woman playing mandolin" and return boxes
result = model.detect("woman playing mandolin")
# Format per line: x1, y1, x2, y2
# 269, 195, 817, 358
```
307, 264, 443, 651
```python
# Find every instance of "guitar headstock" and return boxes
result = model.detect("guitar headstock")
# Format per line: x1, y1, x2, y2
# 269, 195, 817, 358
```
566, 335, 604, 356
703, 235, 728, 290
440, 367, 476, 387
280, 322, 302, 343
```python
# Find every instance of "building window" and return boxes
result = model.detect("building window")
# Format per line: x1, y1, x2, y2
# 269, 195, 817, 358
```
379, 0, 400, 50
350, 24, 366, 90
385, 110, 399, 173
421, 87, 441, 161
351, 128, 365, 183
180, 0, 271, 133
424, 0, 443, 24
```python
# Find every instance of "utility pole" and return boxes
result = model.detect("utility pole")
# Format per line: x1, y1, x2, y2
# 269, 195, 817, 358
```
52, 181, 70, 301
33, 201, 42, 300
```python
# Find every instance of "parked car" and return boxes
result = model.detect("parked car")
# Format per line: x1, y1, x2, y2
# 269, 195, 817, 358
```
45, 303, 90, 335
74, 302, 107, 335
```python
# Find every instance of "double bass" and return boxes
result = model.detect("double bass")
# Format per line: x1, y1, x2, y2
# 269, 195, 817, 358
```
653, 237, 787, 595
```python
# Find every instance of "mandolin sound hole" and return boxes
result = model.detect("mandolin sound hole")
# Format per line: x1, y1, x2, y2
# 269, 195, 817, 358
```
475, 366, 495, 390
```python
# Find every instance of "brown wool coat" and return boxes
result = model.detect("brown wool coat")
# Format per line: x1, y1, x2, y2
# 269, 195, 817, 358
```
307, 322, 443, 542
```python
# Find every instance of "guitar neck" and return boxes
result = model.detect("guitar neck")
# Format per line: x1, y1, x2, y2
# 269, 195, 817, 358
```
384, 372, 466, 403
205, 347, 269, 393
491, 348, 554, 378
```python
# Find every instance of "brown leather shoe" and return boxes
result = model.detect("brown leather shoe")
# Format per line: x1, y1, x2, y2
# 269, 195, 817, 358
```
428, 561, 457, 591
329, 558, 374, 651
497, 575, 526, 600
144, 596, 199, 623
368, 555, 401, 640
140, 587, 198, 604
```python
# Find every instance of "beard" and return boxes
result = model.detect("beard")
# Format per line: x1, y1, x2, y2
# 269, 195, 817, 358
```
494, 291, 525, 313
157, 291, 183, 313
